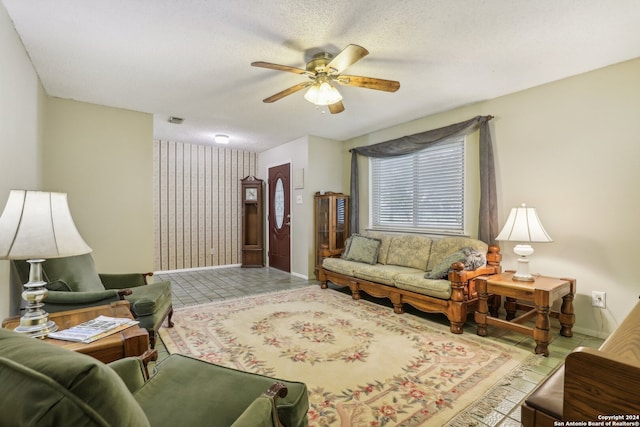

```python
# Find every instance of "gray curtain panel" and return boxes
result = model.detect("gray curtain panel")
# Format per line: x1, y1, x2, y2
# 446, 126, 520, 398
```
349, 115, 498, 245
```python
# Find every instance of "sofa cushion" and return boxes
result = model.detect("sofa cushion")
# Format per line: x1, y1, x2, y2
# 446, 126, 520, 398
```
341, 234, 381, 265
353, 263, 420, 286
0, 328, 150, 427
394, 273, 453, 300
523, 366, 564, 420
386, 234, 433, 270
135, 354, 308, 427
322, 257, 357, 277
362, 231, 393, 265
427, 237, 488, 273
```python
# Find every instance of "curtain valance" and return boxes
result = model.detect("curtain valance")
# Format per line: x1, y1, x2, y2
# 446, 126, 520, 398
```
349, 115, 498, 245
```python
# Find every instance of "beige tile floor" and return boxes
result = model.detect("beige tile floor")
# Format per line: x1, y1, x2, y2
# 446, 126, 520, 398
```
154, 267, 604, 427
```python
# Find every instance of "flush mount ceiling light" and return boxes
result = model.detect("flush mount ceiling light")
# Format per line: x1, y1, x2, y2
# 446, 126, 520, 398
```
214, 134, 230, 144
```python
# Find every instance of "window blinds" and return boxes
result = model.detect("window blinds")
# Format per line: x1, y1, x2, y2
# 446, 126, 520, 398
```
370, 136, 465, 233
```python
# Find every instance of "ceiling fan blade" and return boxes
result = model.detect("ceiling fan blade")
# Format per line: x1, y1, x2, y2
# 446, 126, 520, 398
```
326, 44, 369, 74
337, 75, 400, 92
328, 101, 345, 114
262, 82, 312, 103
251, 61, 308, 75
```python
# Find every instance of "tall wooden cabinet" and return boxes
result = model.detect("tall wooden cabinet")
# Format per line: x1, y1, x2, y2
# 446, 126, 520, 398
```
241, 176, 264, 267
314, 192, 349, 274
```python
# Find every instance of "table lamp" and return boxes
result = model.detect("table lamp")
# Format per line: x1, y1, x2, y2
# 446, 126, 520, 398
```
495, 203, 552, 281
0, 190, 92, 337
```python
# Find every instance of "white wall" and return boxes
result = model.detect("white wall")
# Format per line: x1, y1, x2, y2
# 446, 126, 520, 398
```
343, 58, 640, 338
0, 3, 46, 319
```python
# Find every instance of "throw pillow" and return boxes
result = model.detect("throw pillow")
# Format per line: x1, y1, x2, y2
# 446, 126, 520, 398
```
342, 234, 382, 265
424, 251, 466, 279
461, 246, 486, 270
424, 247, 488, 280
341, 236, 353, 259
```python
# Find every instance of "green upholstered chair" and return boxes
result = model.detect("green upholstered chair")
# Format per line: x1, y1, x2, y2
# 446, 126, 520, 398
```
0, 328, 309, 427
12, 253, 173, 348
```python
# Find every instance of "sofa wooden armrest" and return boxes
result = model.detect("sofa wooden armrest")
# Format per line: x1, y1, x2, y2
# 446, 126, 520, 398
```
319, 244, 344, 259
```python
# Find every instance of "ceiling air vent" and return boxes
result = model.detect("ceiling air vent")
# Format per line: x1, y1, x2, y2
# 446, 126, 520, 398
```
168, 116, 184, 124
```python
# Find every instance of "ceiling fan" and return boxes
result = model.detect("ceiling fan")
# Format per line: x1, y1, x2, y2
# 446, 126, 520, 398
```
251, 44, 400, 114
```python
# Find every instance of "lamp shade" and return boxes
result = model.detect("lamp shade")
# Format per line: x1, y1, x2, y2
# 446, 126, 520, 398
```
495, 204, 552, 243
0, 190, 92, 260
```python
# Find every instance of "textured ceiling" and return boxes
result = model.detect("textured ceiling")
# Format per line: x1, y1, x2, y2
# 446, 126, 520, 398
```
4, 0, 640, 152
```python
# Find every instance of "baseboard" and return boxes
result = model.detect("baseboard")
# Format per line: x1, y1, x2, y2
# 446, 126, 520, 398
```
571, 325, 610, 340
290, 271, 309, 280
155, 264, 241, 275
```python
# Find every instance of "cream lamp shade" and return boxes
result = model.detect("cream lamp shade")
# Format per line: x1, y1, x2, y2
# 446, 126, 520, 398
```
495, 203, 552, 281
0, 190, 92, 259
0, 190, 92, 337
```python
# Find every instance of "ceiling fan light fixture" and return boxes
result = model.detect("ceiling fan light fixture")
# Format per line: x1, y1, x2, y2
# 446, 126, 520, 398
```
304, 81, 342, 106
214, 134, 229, 144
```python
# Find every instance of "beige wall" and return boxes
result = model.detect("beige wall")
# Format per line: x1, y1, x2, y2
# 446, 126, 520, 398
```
307, 136, 347, 276
259, 136, 309, 278
0, 3, 46, 319
259, 135, 345, 278
42, 97, 154, 274
343, 58, 640, 337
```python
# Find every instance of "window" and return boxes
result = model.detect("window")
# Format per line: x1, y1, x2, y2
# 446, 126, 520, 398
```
370, 136, 465, 234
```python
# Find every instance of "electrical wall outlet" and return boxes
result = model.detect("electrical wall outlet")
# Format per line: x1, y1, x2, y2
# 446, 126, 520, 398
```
591, 290, 606, 308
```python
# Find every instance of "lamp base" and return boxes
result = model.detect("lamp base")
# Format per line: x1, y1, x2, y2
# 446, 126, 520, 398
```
14, 320, 58, 339
512, 254, 535, 282
14, 259, 58, 339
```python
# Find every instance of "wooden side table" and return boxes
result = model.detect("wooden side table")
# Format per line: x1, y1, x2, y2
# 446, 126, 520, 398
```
474, 272, 576, 356
2, 300, 154, 364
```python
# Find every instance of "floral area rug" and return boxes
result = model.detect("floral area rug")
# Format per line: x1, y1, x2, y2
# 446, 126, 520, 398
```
159, 285, 531, 426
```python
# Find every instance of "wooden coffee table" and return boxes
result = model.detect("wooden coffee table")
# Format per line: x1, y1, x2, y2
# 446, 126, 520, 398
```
2, 300, 154, 364
474, 272, 576, 356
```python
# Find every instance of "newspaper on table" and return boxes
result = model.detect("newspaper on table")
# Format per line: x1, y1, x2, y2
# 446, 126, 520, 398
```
47, 315, 139, 343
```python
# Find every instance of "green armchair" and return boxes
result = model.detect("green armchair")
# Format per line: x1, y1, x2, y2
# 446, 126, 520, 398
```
12, 253, 173, 348
0, 328, 309, 426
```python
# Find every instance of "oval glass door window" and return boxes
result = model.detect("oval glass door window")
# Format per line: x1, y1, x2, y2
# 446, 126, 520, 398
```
275, 178, 285, 229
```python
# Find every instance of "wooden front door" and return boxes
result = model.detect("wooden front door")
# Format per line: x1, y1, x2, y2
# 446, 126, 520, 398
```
268, 163, 291, 272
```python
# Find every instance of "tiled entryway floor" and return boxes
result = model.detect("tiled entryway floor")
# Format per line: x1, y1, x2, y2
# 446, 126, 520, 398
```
154, 266, 604, 427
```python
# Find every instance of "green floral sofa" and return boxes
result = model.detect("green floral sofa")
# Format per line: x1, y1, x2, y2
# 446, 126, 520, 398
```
318, 232, 502, 333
